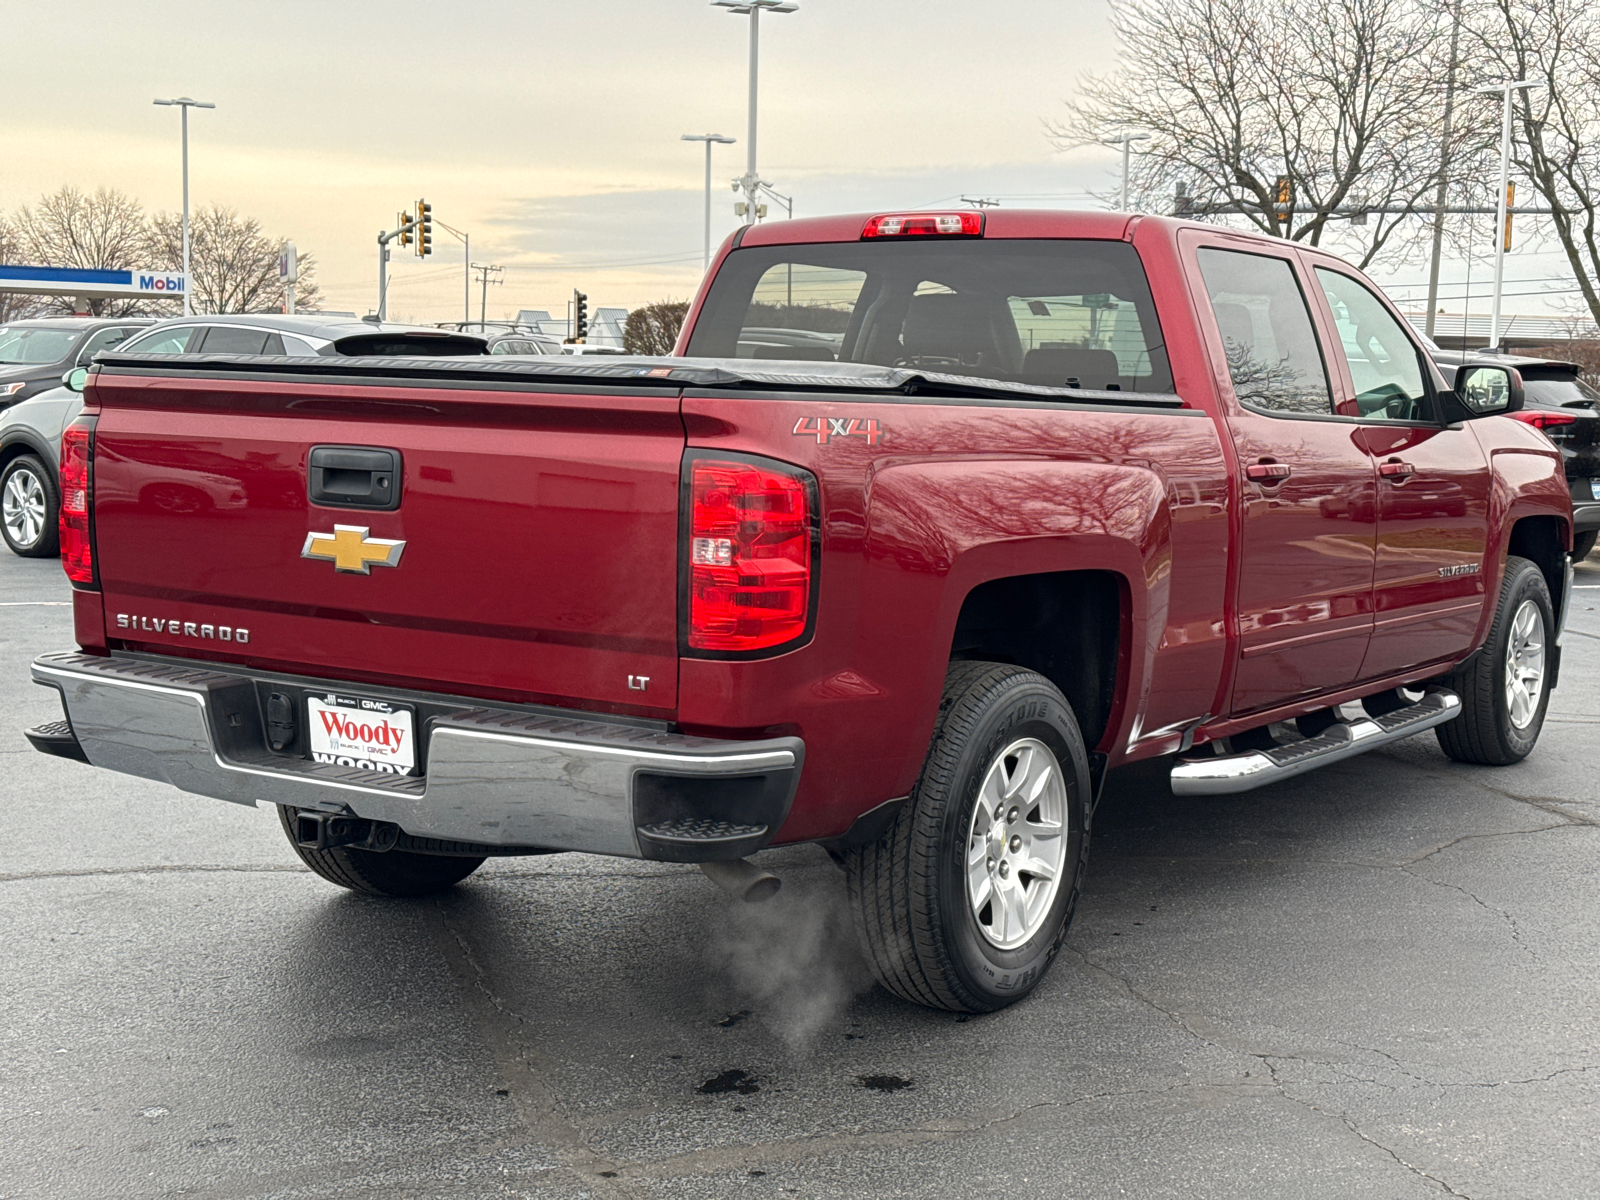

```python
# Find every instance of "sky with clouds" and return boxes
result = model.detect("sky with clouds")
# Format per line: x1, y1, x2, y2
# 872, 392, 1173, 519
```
1, 0, 1581, 326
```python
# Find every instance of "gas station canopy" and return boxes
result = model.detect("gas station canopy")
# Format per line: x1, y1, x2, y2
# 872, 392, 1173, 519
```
0, 264, 187, 310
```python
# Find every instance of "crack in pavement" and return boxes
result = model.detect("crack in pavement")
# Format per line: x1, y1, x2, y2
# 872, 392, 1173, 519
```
1257, 1058, 1476, 1199
1062, 947, 1497, 1200
427, 900, 642, 1199
0, 863, 309, 884
601, 1082, 1215, 1183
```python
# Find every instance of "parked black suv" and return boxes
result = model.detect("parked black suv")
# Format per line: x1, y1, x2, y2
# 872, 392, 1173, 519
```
1432, 350, 1600, 561
0, 318, 153, 408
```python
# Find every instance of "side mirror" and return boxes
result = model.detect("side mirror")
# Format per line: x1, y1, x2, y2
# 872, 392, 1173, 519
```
1452, 363, 1525, 417
63, 367, 90, 393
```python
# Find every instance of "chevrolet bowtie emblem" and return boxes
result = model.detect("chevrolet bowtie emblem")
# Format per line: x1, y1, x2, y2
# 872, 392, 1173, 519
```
301, 525, 406, 574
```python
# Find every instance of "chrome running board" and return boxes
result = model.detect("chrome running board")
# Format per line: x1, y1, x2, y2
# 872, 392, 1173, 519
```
1170, 690, 1461, 796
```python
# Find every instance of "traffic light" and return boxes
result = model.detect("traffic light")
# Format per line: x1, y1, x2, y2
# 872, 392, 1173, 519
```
573, 289, 588, 341
397, 211, 413, 248
415, 199, 433, 258
1503, 181, 1516, 251
1274, 176, 1293, 223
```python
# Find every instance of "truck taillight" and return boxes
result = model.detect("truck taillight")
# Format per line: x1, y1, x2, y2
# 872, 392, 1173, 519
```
862, 211, 984, 239
685, 455, 817, 655
60, 416, 97, 587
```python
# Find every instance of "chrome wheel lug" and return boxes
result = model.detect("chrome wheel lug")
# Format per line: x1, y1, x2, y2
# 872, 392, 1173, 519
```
1009, 834, 1022, 853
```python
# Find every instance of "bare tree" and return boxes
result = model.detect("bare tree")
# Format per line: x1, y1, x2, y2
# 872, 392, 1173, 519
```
147, 205, 322, 314
623, 300, 691, 355
1052, 0, 1491, 268
0, 217, 43, 323
14, 186, 156, 316
1464, 0, 1600, 327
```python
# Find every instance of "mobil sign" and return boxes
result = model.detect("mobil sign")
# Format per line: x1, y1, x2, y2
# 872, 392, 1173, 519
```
136, 272, 186, 294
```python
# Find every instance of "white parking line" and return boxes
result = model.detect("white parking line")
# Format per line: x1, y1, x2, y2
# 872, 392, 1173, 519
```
0, 602, 71, 607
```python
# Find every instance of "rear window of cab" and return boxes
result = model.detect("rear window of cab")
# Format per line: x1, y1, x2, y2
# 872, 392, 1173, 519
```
685, 239, 1173, 394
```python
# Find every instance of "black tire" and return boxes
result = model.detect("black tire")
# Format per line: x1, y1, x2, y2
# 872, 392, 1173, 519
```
277, 805, 485, 897
1, 454, 60, 558
1435, 556, 1554, 766
845, 662, 1092, 1013
1572, 530, 1597, 564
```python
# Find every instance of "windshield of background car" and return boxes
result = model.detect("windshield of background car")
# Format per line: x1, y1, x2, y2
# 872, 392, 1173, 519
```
684, 238, 1173, 393
1523, 375, 1600, 410
0, 327, 78, 364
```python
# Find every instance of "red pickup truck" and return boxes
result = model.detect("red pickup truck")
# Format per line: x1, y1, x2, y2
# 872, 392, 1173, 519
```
27, 211, 1572, 1013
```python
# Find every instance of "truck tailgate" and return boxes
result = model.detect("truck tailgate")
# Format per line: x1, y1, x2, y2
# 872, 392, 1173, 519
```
87, 366, 683, 714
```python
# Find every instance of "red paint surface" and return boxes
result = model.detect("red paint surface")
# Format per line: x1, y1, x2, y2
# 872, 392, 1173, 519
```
73, 212, 1573, 845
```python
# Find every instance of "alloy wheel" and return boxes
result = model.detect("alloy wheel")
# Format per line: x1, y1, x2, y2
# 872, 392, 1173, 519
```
965, 737, 1069, 950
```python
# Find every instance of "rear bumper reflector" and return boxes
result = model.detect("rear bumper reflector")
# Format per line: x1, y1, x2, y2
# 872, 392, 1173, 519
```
29, 652, 802, 860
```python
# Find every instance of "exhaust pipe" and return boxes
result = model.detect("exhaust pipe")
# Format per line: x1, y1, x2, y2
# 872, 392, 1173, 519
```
699, 858, 781, 904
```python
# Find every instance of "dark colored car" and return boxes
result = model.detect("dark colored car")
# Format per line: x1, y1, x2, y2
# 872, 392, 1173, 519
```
1432, 350, 1600, 560
118, 313, 489, 358
0, 318, 153, 408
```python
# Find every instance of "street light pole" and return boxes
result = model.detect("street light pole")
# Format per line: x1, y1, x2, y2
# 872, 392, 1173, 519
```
1424, 0, 1465, 341
713, 1, 797, 225
682, 134, 736, 269
1102, 132, 1151, 211
437, 220, 472, 326
1472, 79, 1539, 352
153, 96, 215, 316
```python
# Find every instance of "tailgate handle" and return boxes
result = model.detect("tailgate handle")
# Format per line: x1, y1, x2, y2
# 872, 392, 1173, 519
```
308, 446, 402, 511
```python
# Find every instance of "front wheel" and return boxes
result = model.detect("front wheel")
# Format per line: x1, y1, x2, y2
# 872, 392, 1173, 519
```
1, 454, 59, 558
1572, 530, 1596, 564
1436, 556, 1554, 766
845, 662, 1092, 1013
277, 805, 485, 897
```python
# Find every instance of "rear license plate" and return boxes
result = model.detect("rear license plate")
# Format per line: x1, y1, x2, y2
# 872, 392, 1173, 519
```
1591, 477, 1600, 499
307, 693, 419, 777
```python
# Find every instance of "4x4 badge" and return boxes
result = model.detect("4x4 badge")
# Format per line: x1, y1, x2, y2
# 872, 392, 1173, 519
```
301, 525, 406, 574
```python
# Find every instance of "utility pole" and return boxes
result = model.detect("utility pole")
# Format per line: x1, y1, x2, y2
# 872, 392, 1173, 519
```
713, 1, 797, 224
1424, 0, 1465, 341
682, 134, 737, 269
152, 96, 215, 316
1472, 79, 1540, 352
471, 263, 503, 327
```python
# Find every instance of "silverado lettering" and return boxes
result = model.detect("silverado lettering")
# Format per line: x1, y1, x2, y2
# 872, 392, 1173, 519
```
30, 209, 1573, 1014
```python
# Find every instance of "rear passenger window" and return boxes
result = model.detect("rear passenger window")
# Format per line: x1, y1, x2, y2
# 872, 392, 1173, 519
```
197, 327, 270, 355
1197, 248, 1333, 416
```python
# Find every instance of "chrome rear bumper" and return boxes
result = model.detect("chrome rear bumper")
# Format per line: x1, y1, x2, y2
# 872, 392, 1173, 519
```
30, 652, 802, 861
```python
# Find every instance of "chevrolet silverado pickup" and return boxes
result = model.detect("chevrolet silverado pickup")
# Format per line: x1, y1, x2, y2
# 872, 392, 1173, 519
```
26, 211, 1572, 1013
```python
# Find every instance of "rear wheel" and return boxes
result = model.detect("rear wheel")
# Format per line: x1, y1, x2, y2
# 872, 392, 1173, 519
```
1, 454, 59, 558
1572, 530, 1596, 564
277, 805, 485, 897
1436, 556, 1554, 766
845, 662, 1091, 1013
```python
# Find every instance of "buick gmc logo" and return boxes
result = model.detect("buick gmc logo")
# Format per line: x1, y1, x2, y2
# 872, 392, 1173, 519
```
137, 275, 185, 293
115, 614, 250, 644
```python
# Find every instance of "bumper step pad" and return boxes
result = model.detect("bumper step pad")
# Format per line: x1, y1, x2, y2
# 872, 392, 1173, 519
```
24, 719, 88, 763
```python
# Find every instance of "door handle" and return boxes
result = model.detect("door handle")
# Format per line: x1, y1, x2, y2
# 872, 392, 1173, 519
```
308, 445, 402, 511
1246, 460, 1293, 483
1378, 458, 1415, 485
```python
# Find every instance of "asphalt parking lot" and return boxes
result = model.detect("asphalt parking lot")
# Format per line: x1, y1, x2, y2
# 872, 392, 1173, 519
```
2, 553, 1596, 1200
